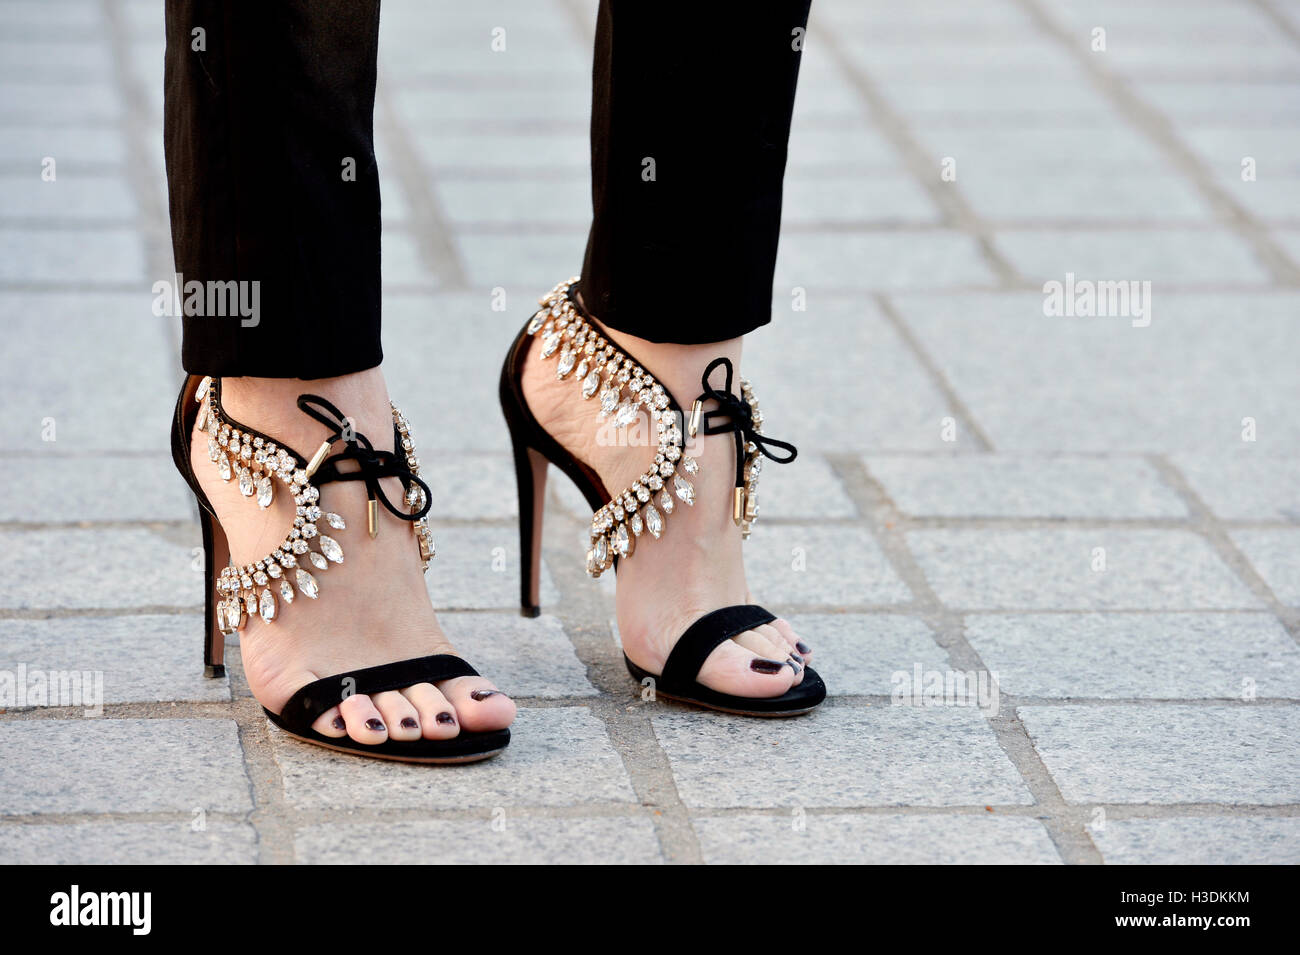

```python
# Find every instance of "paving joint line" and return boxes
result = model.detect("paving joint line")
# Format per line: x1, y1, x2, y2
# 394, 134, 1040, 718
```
829, 454, 1105, 863
1146, 453, 1300, 647
1014, 0, 1300, 286
815, 24, 1024, 288
1248, 0, 1300, 47
101, 0, 180, 364
374, 73, 470, 289
530, 471, 705, 863
871, 294, 996, 452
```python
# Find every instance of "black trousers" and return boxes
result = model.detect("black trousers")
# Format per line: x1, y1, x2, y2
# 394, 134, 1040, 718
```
165, 1, 811, 379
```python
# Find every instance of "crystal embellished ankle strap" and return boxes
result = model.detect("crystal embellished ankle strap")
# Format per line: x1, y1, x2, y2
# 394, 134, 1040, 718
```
525, 278, 797, 579
193, 376, 436, 634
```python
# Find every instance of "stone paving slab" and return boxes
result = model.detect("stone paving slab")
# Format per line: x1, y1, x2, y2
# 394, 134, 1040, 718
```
0, 291, 177, 453
295, 815, 662, 865
907, 529, 1261, 611
432, 177, 589, 229
0, 719, 252, 815
745, 296, 986, 453
907, 126, 1170, 173
380, 291, 526, 453
379, 231, 442, 290
422, 453, 519, 520
438, 612, 597, 698
651, 706, 1033, 809
992, 228, 1272, 285
0, 528, 201, 610
783, 613, 950, 697
783, 174, 942, 226
866, 454, 1187, 519
0, 82, 121, 124
965, 613, 1300, 700
410, 129, 589, 174
1018, 704, 1300, 805
392, 85, 591, 130
1090, 817, 1300, 865
0, 454, 195, 523
1170, 454, 1300, 522
743, 524, 913, 608
0, 821, 259, 865
421, 524, 560, 611
819, 0, 1030, 33
451, 232, 588, 290
962, 172, 1214, 223
786, 122, 905, 173
1135, 81, 1300, 126
0, 226, 145, 285
274, 706, 635, 811
1179, 126, 1300, 179
774, 231, 998, 292
837, 37, 1082, 83
0, 613, 228, 706
0, 173, 136, 221
891, 292, 1300, 453
693, 812, 1061, 864
1229, 529, 1300, 607
0, 124, 128, 168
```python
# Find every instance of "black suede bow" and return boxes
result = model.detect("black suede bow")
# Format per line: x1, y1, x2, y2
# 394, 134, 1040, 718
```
697, 357, 797, 488
295, 394, 432, 523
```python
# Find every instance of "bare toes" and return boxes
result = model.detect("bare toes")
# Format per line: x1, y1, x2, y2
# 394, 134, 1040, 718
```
437, 677, 517, 733
695, 639, 797, 699
339, 693, 388, 744
373, 690, 421, 741
400, 682, 460, 740
311, 705, 348, 738
734, 626, 803, 684
769, 617, 810, 662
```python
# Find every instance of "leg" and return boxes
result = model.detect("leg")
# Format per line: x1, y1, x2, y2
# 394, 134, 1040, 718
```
520, 2, 814, 700
166, 2, 515, 747
580, 0, 811, 342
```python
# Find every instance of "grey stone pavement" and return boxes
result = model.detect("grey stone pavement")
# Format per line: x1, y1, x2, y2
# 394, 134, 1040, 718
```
1, 0, 1298, 865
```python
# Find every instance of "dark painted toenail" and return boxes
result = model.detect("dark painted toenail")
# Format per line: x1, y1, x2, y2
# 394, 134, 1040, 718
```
790, 652, 804, 665
400, 717, 418, 729
470, 689, 500, 701
436, 712, 456, 725
365, 718, 385, 732
786, 658, 803, 675
751, 659, 786, 674
332, 716, 345, 731
796, 641, 811, 654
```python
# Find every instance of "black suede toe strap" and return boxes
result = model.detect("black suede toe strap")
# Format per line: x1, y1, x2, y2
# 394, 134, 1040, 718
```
276, 654, 479, 734
660, 604, 777, 687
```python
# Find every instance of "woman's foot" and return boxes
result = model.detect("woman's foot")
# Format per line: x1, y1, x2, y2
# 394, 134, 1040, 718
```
520, 320, 811, 699
194, 369, 516, 745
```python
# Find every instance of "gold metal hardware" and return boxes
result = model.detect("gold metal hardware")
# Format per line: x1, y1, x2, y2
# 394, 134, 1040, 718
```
304, 440, 332, 480
688, 399, 703, 438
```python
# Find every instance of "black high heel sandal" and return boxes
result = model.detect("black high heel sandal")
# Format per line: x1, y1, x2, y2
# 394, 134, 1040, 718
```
171, 375, 510, 763
499, 278, 826, 717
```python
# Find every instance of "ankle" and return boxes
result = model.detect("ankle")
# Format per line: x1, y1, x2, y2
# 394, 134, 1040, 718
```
577, 293, 742, 404
217, 367, 393, 454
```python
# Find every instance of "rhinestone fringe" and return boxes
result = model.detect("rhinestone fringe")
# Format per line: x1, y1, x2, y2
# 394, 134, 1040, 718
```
195, 376, 434, 633
527, 278, 768, 577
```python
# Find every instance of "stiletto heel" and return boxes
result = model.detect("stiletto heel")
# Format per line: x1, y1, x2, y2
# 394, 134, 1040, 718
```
198, 506, 229, 678
499, 278, 826, 717
508, 439, 548, 618
170, 373, 509, 763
